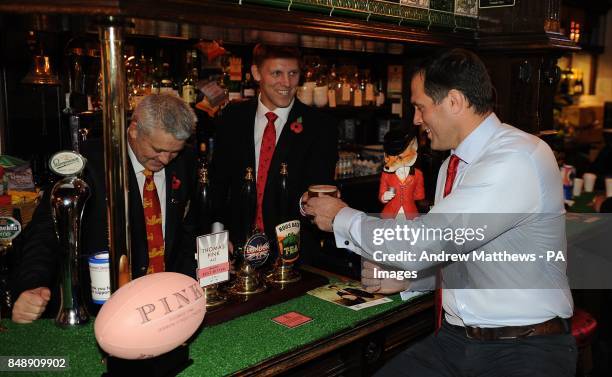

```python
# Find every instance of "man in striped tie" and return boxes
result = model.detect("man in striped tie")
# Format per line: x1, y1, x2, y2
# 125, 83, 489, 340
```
12, 94, 200, 323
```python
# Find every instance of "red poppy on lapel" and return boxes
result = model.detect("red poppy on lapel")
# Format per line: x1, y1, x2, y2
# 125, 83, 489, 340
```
172, 175, 181, 190
290, 116, 303, 134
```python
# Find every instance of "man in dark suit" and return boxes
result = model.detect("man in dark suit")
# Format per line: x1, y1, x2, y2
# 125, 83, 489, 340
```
11, 94, 199, 323
210, 44, 337, 265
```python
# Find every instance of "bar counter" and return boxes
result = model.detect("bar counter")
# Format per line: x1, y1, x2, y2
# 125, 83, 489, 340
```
0, 284, 432, 376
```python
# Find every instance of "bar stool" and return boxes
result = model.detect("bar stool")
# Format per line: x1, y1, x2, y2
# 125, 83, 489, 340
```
572, 307, 597, 376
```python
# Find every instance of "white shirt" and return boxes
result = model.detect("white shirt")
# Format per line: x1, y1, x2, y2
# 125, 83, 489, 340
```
128, 143, 167, 238
254, 95, 294, 175
333, 113, 573, 327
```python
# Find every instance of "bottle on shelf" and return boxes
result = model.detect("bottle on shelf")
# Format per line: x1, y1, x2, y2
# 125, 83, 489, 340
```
364, 70, 375, 106
376, 79, 386, 107
182, 68, 198, 105
129, 51, 149, 109
150, 49, 164, 95
313, 70, 328, 108
181, 50, 198, 105
227, 56, 243, 102
327, 65, 338, 108
573, 69, 584, 95
241, 72, 256, 99
353, 71, 363, 107
159, 62, 178, 97
567, 69, 575, 96
125, 45, 136, 110
336, 67, 352, 106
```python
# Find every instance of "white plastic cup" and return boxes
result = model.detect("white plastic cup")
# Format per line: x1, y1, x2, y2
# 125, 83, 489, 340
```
605, 178, 612, 198
583, 173, 597, 193
88, 252, 110, 304
572, 178, 584, 197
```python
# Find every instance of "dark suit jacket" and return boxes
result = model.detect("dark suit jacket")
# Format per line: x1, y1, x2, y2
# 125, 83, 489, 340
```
210, 98, 338, 265
11, 138, 199, 313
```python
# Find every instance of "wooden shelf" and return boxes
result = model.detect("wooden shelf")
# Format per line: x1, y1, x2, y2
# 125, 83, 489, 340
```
0, 0, 476, 48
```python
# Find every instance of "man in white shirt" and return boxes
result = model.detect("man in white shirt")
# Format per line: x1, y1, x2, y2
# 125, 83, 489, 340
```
305, 49, 576, 376
210, 44, 337, 266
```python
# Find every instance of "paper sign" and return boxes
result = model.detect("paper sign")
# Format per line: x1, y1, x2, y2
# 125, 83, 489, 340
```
196, 231, 230, 287
272, 312, 313, 329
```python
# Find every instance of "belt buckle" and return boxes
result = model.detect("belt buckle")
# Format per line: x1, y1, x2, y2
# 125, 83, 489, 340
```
464, 326, 477, 339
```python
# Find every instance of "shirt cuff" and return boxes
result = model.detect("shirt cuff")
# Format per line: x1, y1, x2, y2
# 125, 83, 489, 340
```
333, 206, 363, 254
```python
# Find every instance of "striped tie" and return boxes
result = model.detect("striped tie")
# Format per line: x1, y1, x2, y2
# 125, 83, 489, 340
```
143, 169, 165, 273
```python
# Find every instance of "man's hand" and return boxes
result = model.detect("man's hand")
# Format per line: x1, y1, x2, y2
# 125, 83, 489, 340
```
381, 190, 395, 203
361, 260, 410, 294
304, 196, 348, 232
12, 287, 51, 324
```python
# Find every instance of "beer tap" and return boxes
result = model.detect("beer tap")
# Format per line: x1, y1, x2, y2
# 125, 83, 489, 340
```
49, 151, 91, 327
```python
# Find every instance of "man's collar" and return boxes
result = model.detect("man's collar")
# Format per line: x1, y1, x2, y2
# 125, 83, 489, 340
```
256, 94, 294, 124
127, 142, 146, 174
452, 113, 501, 165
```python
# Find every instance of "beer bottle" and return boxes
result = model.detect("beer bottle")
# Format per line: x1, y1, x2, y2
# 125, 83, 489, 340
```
197, 160, 211, 234
270, 162, 300, 278
240, 167, 257, 246
278, 163, 290, 223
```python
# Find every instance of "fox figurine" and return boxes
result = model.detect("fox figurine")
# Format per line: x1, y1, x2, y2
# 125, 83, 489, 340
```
379, 127, 425, 219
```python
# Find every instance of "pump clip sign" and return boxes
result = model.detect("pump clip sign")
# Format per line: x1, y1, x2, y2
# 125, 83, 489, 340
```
0, 217, 21, 241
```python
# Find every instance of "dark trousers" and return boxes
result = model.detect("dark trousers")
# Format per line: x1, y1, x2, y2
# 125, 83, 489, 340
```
375, 321, 577, 377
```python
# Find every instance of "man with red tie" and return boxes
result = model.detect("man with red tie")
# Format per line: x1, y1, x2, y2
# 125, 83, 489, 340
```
12, 94, 200, 323
305, 49, 576, 376
210, 44, 337, 266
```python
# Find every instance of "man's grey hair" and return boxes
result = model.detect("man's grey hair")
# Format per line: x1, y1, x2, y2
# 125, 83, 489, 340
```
132, 94, 196, 141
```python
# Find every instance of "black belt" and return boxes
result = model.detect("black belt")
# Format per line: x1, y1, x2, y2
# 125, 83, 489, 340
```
449, 317, 570, 341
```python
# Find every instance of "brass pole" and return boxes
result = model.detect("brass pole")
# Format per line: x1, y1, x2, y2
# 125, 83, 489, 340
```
98, 16, 131, 292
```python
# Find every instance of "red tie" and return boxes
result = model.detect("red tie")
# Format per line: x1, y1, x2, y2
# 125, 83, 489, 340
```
443, 154, 461, 198
436, 154, 461, 332
143, 169, 165, 274
255, 112, 278, 231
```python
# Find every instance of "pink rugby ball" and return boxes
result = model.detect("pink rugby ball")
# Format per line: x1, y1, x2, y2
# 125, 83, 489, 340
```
94, 272, 206, 360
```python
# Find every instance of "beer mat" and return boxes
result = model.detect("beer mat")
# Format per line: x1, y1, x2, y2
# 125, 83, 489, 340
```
271, 311, 313, 328
307, 281, 393, 311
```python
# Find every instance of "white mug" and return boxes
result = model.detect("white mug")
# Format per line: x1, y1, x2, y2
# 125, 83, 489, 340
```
313, 86, 328, 107
572, 178, 583, 198
297, 85, 313, 105
605, 178, 612, 198
583, 173, 596, 193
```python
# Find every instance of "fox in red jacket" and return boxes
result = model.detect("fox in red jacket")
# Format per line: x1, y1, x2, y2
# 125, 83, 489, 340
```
379, 127, 425, 219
